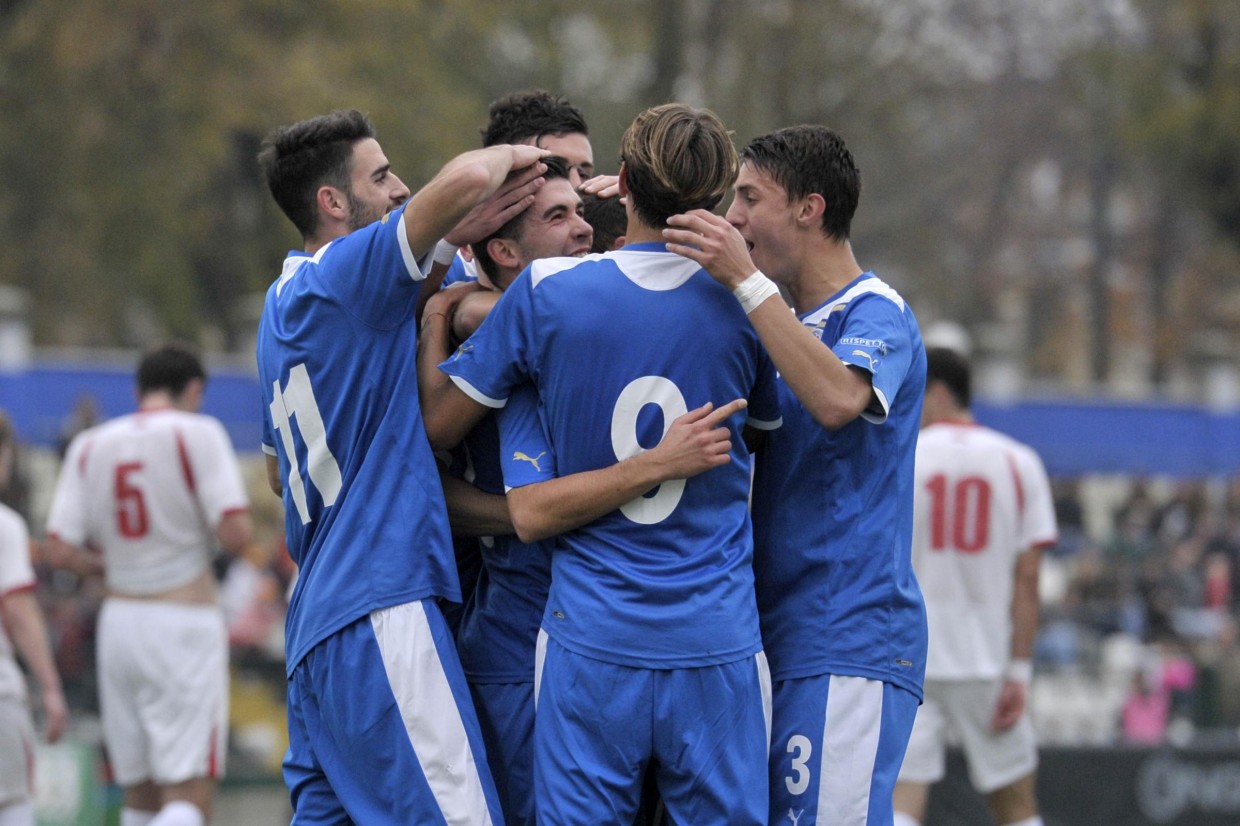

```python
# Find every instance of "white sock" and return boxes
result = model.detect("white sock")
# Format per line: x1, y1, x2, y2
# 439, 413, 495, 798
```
0, 801, 36, 826
121, 808, 157, 826
149, 800, 205, 826
1001, 817, 1043, 826
893, 813, 921, 826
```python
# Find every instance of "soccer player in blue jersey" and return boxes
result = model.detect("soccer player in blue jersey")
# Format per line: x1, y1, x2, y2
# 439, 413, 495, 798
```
420, 103, 782, 824
421, 155, 590, 826
666, 124, 928, 826
255, 108, 547, 824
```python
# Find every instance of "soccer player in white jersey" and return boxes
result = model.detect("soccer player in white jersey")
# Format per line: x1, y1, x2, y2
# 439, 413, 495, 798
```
893, 347, 1057, 826
666, 124, 927, 826
0, 411, 67, 826
45, 344, 251, 826
256, 108, 548, 823
421, 103, 782, 824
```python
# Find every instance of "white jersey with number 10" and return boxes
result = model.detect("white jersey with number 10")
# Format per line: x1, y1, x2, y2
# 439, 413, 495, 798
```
912, 421, 1058, 681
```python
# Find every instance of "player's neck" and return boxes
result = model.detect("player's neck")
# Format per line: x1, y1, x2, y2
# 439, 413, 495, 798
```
622, 218, 665, 246
138, 391, 177, 412
785, 240, 863, 312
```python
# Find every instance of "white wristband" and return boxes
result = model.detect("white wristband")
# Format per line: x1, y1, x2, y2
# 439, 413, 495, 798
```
732, 271, 780, 314
1005, 659, 1033, 684
433, 239, 460, 266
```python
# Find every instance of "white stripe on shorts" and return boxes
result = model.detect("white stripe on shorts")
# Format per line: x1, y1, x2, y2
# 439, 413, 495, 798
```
755, 651, 773, 751
818, 675, 883, 824
533, 628, 549, 710
371, 602, 493, 826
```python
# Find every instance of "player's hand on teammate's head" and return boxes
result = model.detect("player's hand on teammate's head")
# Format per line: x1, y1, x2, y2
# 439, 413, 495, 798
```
445, 159, 547, 248
664, 209, 756, 289
579, 174, 622, 201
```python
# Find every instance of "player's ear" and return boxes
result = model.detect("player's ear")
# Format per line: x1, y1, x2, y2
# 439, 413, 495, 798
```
316, 185, 347, 222
797, 193, 826, 227
488, 237, 521, 271
617, 163, 630, 197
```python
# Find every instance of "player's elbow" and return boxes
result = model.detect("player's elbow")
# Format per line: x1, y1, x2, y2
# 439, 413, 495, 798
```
215, 511, 253, 556
807, 398, 862, 431
423, 411, 465, 453
265, 454, 283, 496
510, 511, 551, 544
805, 382, 871, 430
508, 492, 553, 544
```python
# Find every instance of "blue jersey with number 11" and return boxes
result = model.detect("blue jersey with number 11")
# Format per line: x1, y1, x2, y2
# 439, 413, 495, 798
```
441, 243, 782, 669
257, 205, 458, 677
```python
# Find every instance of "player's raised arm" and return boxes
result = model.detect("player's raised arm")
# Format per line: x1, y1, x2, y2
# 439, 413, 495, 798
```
666, 208, 871, 430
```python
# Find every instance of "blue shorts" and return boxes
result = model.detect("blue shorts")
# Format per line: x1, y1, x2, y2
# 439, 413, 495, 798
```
533, 633, 770, 825
284, 599, 504, 825
769, 674, 919, 826
470, 681, 535, 826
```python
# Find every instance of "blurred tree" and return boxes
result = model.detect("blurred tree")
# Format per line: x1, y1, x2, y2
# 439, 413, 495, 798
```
1, 0, 1237, 407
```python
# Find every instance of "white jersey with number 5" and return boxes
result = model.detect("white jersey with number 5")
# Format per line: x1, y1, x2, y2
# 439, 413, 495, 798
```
912, 421, 1057, 680
46, 409, 249, 596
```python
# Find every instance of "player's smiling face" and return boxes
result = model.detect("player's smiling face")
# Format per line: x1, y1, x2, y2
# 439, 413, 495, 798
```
345, 138, 411, 231
725, 161, 798, 282
513, 178, 593, 268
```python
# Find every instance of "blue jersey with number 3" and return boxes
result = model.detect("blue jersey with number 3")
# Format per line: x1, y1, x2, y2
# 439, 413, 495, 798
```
440, 243, 782, 668
257, 204, 458, 676
753, 272, 928, 698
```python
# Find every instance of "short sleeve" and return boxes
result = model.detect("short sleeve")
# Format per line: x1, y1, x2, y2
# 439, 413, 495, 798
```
439, 271, 539, 408
746, 347, 783, 432
497, 383, 557, 490
832, 296, 916, 424
45, 433, 90, 546
186, 417, 251, 528
0, 509, 35, 595
1016, 445, 1059, 551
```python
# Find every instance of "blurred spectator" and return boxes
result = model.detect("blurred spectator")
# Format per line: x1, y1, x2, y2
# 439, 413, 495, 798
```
55, 393, 100, 459
1105, 505, 1158, 568
1121, 668, 1170, 745
1049, 478, 1090, 557
1154, 481, 1209, 547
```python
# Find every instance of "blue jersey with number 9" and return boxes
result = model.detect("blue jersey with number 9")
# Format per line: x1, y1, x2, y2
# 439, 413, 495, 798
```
441, 242, 782, 668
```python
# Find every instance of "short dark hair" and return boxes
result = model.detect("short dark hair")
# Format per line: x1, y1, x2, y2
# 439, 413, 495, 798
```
582, 193, 627, 253
471, 156, 572, 283
925, 346, 971, 409
481, 90, 588, 147
258, 109, 376, 238
137, 343, 206, 398
742, 125, 860, 243
619, 104, 738, 228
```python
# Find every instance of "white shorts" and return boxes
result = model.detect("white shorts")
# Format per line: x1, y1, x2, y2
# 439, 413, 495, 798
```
98, 599, 228, 786
899, 678, 1037, 794
0, 695, 35, 806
